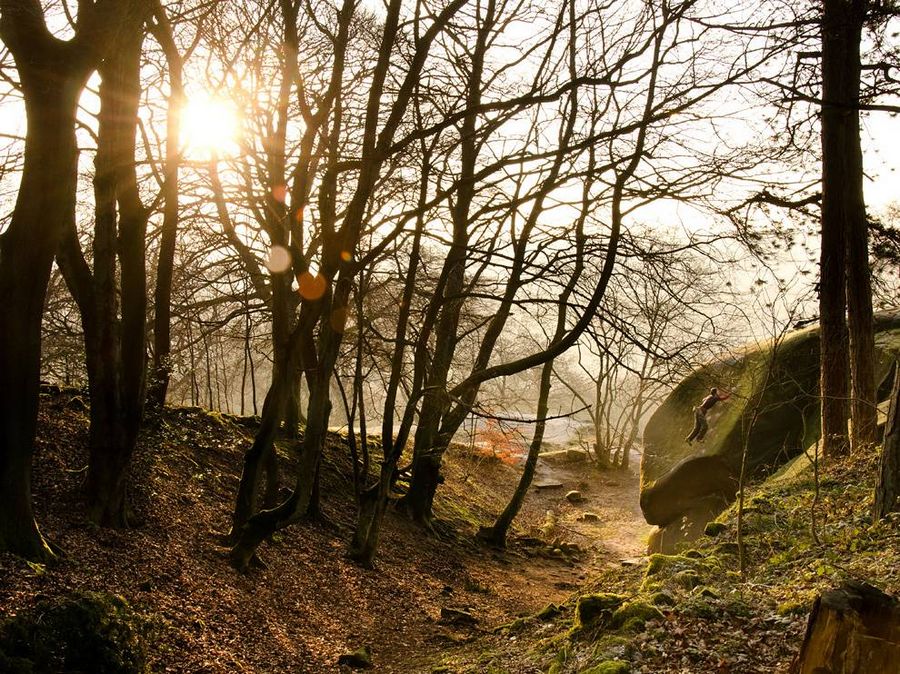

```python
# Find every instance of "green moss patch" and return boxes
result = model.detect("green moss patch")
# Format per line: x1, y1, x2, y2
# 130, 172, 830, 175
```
575, 594, 627, 628
610, 601, 664, 631
704, 521, 727, 536
0, 591, 159, 674
579, 660, 630, 673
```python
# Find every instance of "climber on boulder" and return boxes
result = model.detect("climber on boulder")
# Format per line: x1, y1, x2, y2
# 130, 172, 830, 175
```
686, 387, 730, 444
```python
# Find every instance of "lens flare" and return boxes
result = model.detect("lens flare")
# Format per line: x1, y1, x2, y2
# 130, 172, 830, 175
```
266, 245, 291, 273
297, 272, 327, 300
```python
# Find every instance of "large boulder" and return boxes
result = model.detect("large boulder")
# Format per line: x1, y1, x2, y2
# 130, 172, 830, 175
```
640, 312, 900, 544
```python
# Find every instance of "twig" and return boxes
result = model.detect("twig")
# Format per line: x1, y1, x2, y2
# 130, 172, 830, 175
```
448, 394, 591, 425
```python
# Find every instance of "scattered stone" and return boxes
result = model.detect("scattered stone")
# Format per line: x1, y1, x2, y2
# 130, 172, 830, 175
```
440, 585, 453, 596
439, 607, 478, 626
704, 521, 728, 536
565, 490, 584, 504
540, 448, 590, 465
578, 512, 601, 522
610, 601, 665, 630
337, 645, 373, 669
619, 557, 644, 567
534, 481, 564, 490
66, 396, 88, 412
576, 593, 627, 627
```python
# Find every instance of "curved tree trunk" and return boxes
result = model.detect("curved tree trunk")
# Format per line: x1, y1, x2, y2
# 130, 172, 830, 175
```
478, 362, 554, 548
0, 6, 110, 558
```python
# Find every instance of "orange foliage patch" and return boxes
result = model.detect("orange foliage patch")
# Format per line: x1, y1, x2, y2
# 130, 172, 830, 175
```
473, 418, 526, 465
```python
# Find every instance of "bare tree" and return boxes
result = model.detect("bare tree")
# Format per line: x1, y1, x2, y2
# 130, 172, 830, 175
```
0, 0, 144, 558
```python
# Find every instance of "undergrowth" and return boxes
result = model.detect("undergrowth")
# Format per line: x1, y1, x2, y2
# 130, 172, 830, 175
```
451, 446, 899, 673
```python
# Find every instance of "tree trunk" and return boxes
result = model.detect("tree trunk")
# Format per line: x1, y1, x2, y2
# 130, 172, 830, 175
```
791, 581, 900, 674
229, 288, 344, 570
84, 392, 138, 526
874, 363, 899, 520
56, 12, 149, 526
0, 52, 87, 559
225, 364, 291, 543
148, 2, 183, 408
827, 0, 876, 453
819, 0, 865, 458
479, 362, 554, 548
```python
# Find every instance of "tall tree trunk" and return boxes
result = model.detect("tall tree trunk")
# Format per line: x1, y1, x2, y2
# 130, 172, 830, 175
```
0, 14, 97, 558
148, 2, 184, 408
0, 86, 81, 555
348, 130, 430, 565
830, 0, 876, 452
819, 0, 864, 458
56, 9, 150, 526
399, 0, 495, 525
0, 0, 144, 553
874, 363, 899, 521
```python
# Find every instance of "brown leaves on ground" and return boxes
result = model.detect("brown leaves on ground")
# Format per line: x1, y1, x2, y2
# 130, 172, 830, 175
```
0, 393, 637, 673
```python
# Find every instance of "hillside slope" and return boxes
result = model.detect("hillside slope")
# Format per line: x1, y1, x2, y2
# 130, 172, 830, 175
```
0, 391, 647, 673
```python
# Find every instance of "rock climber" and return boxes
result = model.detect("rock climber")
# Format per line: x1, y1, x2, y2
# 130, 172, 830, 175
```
685, 387, 730, 444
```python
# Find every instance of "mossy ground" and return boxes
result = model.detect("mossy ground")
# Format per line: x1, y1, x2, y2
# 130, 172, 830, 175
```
0, 591, 160, 673
440, 444, 899, 673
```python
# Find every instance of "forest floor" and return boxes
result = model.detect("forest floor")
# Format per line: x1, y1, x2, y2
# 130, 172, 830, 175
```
0, 390, 652, 673
3, 391, 898, 673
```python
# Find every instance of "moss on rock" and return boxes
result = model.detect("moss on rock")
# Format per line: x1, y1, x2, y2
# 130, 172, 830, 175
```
575, 594, 627, 628
0, 591, 157, 674
640, 312, 900, 532
704, 521, 727, 536
672, 570, 702, 590
610, 601, 664, 631
649, 591, 676, 607
538, 603, 564, 621
694, 586, 719, 599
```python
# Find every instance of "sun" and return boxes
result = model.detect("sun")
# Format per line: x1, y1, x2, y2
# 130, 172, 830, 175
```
180, 94, 240, 159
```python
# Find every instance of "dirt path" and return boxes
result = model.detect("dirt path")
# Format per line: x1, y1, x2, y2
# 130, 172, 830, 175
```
379, 453, 653, 673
